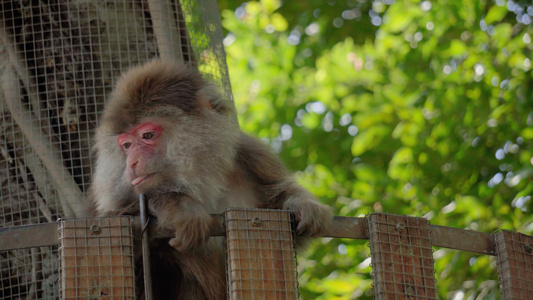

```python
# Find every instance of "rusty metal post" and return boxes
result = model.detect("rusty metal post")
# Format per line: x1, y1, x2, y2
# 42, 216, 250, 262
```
224, 208, 299, 300
495, 230, 533, 299
140, 194, 154, 300
58, 217, 135, 298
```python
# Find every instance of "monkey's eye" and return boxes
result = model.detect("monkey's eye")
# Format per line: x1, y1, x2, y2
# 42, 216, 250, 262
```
122, 142, 132, 150
142, 132, 155, 140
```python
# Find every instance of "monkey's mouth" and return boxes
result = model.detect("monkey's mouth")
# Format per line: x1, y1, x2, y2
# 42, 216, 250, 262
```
131, 174, 154, 186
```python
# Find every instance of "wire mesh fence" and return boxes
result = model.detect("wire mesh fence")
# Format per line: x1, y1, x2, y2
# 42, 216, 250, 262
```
1, 210, 533, 298
0, 0, 230, 298
0, 246, 58, 300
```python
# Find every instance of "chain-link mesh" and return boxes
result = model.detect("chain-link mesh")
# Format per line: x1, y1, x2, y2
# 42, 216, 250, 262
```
0, 0, 230, 298
367, 213, 437, 300
224, 208, 299, 300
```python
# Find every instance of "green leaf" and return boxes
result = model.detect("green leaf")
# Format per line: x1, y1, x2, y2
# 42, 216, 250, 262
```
351, 125, 391, 156
485, 5, 508, 24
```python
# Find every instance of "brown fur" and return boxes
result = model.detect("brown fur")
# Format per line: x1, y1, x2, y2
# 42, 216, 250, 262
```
87, 59, 333, 299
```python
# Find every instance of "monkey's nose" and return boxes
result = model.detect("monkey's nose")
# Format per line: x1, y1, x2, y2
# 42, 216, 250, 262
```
130, 160, 139, 170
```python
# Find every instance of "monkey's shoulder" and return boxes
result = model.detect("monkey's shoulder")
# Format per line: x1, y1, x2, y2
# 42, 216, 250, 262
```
234, 133, 289, 176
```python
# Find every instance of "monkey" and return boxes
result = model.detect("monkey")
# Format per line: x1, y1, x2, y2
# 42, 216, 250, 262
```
87, 59, 333, 299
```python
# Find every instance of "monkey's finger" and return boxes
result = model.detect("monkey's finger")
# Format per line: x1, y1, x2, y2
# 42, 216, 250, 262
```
296, 219, 316, 236
293, 212, 309, 235
169, 234, 205, 252
297, 216, 327, 237
296, 224, 311, 236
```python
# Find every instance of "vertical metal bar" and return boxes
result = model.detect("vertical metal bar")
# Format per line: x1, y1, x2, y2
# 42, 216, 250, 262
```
140, 194, 154, 300
147, 0, 183, 61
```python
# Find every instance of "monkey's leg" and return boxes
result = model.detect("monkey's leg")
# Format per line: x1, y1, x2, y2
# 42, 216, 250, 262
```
177, 239, 227, 300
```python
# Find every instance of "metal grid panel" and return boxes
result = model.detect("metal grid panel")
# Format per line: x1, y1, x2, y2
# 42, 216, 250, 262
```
495, 230, 533, 299
225, 208, 299, 300
0, 246, 59, 300
58, 216, 135, 299
367, 213, 437, 299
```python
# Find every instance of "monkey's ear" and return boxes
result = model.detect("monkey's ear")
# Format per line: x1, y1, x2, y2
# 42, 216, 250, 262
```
196, 85, 231, 115
198, 96, 213, 110
196, 86, 217, 111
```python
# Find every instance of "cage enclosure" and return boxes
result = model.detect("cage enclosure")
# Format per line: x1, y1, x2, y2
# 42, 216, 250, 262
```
0, 0, 230, 298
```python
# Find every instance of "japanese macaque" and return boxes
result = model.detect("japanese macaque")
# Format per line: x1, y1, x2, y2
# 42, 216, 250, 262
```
87, 59, 333, 299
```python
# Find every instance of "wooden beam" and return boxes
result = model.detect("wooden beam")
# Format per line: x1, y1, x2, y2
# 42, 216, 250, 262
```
0, 214, 497, 255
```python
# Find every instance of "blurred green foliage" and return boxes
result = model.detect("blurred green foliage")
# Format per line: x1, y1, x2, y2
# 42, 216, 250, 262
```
217, 0, 533, 298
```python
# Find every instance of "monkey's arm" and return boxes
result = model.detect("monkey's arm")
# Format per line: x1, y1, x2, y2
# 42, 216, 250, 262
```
235, 133, 333, 236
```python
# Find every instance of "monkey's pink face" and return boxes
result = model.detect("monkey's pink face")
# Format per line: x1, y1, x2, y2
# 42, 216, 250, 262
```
117, 122, 166, 192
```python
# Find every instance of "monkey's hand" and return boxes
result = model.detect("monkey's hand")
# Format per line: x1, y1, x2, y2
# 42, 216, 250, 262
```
168, 201, 212, 252
151, 195, 212, 252
282, 195, 333, 237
